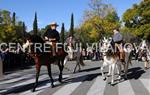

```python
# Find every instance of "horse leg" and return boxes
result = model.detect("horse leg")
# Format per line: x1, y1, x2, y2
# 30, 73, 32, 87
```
58, 60, 63, 83
78, 63, 81, 72
121, 61, 125, 73
73, 59, 80, 73
129, 59, 132, 66
60, 59, 64, 81
63, 56, 71, 71
144, 61, 148, 69
101, 62, 108, 81
107, 65, 112, 76
47, 64, 54, 87
73, 63, 78, 73
124, 61, 128, 80
63, 56, 68, 66
80, 56, 85, 66
111, 63, 116, 85
32, 65, 41, 92
116, 63, 120, 75
116, 62, 121, 80
71, 52, 73, 60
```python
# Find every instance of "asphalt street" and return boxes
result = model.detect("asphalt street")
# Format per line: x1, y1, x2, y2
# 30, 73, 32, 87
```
0, 60, 149, 95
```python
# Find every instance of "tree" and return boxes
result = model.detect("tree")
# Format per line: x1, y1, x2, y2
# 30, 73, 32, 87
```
33, 12, 38, 35
22, 22, 26, 39
69, 13, 74, 36
74, 27, 90, 43
0, 10, 26, 43
1, 10, 11, 25
122, 0, 150, 41
105, 11, 119, 23
79, 0, 120, 42
0, 11, 2, 24
12, 12, 16, 26
0, 10, 15, 42
84, 0, 115, 19
38, 25, 50, 37
15, 21, 24, 42
60, 23, 65, 43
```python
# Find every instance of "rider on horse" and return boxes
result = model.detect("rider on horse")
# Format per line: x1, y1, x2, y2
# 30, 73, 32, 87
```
111, 27, 125, 61
66, 35, 76, 48
65, 35, 76, 60
43, 22, 60, 57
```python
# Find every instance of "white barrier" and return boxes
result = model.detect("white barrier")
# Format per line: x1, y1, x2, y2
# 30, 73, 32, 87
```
0, 56, 3, 78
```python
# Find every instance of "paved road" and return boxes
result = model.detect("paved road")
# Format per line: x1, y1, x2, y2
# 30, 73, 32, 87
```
0, 60, 149, 95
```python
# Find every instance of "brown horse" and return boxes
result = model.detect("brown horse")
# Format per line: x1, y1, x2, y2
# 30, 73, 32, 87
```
23, 35, 68, 92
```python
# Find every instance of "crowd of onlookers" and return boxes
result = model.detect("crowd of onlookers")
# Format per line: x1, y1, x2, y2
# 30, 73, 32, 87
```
0, 49, 34, 73
0, 47, 103, 72
81, 48, 103, 61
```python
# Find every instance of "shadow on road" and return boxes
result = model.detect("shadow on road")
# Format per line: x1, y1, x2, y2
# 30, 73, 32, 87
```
0, 77, 67, 95
78, 67, 100, 73
1, 66, 146, 95
63, 73, 101, 83
126, 67, 145, 80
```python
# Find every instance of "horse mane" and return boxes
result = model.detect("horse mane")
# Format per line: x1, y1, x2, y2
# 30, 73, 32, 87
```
30, 35, 45, 44
29, 35, 48, 55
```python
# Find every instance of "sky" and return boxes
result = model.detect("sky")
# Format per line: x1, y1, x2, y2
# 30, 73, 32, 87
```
0, 0, 142, 31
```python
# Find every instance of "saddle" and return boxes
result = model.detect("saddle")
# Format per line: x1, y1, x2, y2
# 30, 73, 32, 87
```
49, 41, 67, 57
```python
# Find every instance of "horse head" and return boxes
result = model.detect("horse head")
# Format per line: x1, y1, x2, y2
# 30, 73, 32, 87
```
22, 35, 45, 54
22, 39, 31, 53
101, 37, 113, 55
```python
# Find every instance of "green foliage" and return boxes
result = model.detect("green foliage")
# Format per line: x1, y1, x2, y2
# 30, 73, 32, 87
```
0, 10, 11, 25
105, 11, 119, 22
33, 12, 38, 35
74, 27, 91, 43
69, 13, 74, 36
22, 22, 26, 38
0, 10, 26, 43
38, 25, 51, 37
1, 0, 149, 44
78, 0, 120, 43
12, 12, 16, 26
60, 23, 65, 43
122, 0, 150, 41
80, 16, 119, 42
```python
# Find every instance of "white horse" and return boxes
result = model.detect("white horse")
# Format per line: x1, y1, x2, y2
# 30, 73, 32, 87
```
100, 37, 133, 85
63, 45, 75, 71
67, 45, 74, 60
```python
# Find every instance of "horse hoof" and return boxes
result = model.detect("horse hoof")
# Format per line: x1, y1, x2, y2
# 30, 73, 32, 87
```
59, 80, 62, 83
110, 83, 115, 86
51, 84, 55, 88
117, 76, 121, 80
110, 81, 115, 86
73, 72, 76, 73
32, 89, 35, 92
124, 77, 128, 80
107, 74, 111, 77
59, 78, 62, 83
103, 77, 106, 81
